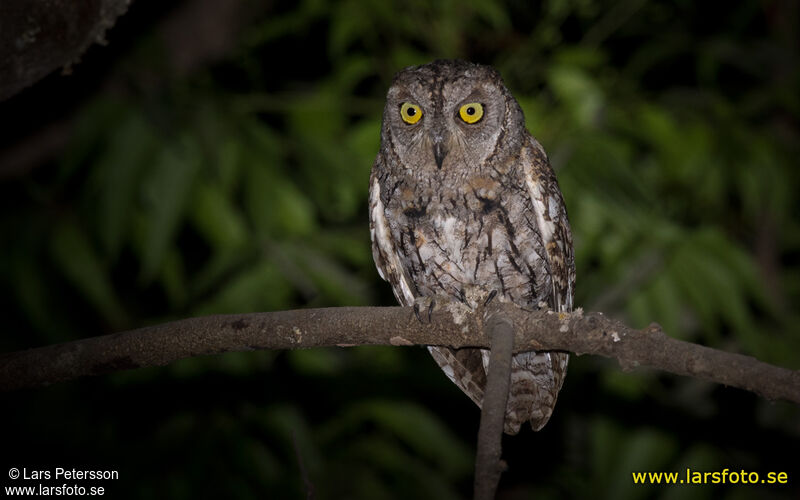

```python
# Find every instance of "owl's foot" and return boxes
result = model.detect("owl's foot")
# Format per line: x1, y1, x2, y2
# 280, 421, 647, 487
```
454, 285, 499, 310
413, 296, 436, 324
412, 294, 466, 324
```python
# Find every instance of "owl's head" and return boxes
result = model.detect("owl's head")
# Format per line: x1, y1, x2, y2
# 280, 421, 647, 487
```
380, 60, 525, 177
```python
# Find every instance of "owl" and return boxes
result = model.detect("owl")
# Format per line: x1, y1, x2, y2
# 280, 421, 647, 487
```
369, 60, 575, 434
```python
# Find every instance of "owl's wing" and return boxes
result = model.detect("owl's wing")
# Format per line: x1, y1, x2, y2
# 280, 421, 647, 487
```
515, 135, 575, 414
369, 166, 416, 305
522, 136, 576, 314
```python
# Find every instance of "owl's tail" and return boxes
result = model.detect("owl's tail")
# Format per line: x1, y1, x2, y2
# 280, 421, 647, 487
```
501, 351, 569, 434
428, 346, 568, 434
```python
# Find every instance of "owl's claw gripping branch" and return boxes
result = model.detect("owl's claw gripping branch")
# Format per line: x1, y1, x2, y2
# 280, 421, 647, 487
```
412, 296, 437, 324
413, 302, 424, 323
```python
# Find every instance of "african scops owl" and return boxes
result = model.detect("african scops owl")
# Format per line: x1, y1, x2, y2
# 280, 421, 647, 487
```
369, 60, 575, 434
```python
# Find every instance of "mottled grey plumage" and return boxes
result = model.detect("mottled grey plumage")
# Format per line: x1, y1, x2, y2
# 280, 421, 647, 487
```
369, 60, 575, 434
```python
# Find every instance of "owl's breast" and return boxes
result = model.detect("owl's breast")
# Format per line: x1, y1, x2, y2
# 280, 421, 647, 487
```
389, 177, 552, 308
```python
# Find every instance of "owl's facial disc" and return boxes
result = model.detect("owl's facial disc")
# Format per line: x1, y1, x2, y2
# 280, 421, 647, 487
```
384, 61, 519, 174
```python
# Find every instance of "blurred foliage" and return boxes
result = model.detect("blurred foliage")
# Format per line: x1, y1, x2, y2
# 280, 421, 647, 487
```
1, 0, 799, 498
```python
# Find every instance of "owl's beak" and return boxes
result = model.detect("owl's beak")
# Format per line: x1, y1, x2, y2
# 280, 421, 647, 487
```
433, 141, 447, 169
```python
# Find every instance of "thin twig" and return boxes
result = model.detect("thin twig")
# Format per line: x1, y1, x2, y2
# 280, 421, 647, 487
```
291, 430, 315, 500
473, 313, 514, 500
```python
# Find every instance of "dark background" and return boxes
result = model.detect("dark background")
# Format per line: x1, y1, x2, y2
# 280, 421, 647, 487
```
1, 1, 798, 498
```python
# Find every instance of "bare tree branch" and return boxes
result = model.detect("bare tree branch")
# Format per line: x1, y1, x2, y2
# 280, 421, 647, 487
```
0, 0, 131, 101
0, 0, 260, 180
473, 314, 513, 500
0, 304, 798, 404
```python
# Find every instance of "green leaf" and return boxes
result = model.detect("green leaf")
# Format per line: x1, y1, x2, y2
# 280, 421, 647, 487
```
192, 260, 293, 315
139, 136, 201, 283
283, 243, 370, 306
245, 165, 316, 239
50, 221, 126, 328
329, 2, 370, 58
9, 253, 65, 341
213, 136, 245, 195
59, 97, 131, 181
92, 111, 159, 259
287, 348, 345, 376
159, 247, 187, 308
643, 272, 683, 339
308, 228, 373, 270
669, 239, 720, 336
260, 405, 323, 478
189, 181, 248, 251
590, 418, 679, 500
345, 435, 462, 500
356, 400, 472, 480
547, 65, 604, 127
468, 0, 511, 30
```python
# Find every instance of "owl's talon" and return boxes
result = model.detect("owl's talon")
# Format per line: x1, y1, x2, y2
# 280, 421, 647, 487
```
412, 296, 449, 323
484, 289, 498, 306
413, 302, 424, 323
413, 296, 435, 324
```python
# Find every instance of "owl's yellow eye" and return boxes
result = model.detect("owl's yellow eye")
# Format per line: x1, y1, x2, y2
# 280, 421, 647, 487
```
400, 102, 422, 124
458, 103, 484, 124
